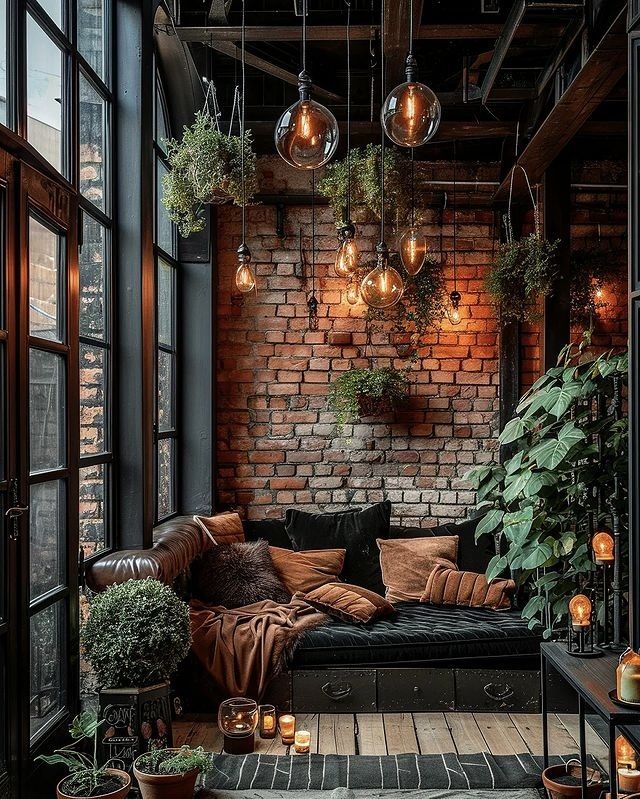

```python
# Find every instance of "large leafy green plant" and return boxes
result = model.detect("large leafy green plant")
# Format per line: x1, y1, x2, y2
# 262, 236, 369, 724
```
466, 345, 628, 637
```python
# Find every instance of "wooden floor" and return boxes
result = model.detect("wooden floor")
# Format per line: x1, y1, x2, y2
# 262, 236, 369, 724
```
174, 712, 609, 762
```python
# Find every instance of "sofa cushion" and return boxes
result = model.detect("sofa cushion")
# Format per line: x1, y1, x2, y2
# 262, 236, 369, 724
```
422, 565, 516, 610
243, 518, 292, 549
291, 602, 541, 667
285, 502, 392, 595
193, 512, 245, 545
304, 582, 395, 624
377, 536, 458, 603
270, 547, 346, 595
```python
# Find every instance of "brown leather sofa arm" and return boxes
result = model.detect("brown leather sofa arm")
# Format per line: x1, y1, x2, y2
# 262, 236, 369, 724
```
86, 517, 214, 592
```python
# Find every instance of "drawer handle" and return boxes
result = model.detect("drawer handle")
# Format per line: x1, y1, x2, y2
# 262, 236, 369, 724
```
483, 682, 514, 702
321, 681, 352, 702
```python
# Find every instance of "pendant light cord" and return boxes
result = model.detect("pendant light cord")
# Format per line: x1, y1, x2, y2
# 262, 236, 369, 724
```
380, 0, 385, 245
410, 147, 415, 227
241, 0, 246, 244
346, 0, 352, 223
302, 0, 307, 74
409, 0, 414, 58
452, 140, 457, 292
311, 169, 316, 296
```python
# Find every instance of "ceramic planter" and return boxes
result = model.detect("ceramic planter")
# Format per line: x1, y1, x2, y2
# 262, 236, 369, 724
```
541, 763, 603, 799
132, 764, 199, 799
56, 768, 131, 799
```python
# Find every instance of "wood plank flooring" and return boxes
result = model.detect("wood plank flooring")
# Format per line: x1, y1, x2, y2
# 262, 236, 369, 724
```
174, 712, 605, 759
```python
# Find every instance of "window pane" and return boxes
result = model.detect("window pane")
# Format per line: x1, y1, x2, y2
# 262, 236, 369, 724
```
157, 438, 174, 519
37, 0, 62, 29
79, 214, 106, 339
77, 0, 104, 79
0, 0, 6, 127
157, 258, 173, 346
157, 350, 174, 432
80, 344, 106, 455
155, 84, 169, 153
29, 215, 62, 341
79, 74, 106, 211
30, 480, 65, 600
27, 16, 63, 172
156, 158, 174, 256
30, 600, 66, 739
30, 349, 66, 472
79, 462, 107, 557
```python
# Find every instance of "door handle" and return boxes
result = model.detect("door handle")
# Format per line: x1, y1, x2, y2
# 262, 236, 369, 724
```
5, 504, 29, 539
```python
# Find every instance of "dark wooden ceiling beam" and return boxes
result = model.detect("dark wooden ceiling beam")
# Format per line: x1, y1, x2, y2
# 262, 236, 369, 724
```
493, 7, 627, 202
480, 0, 527, 104
239, 119, 518, 140
383, 0, 424, 89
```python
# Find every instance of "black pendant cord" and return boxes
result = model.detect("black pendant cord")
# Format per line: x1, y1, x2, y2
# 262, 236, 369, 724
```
346, 0, 352, 224
240, 0, 246, 245
302, 0, 307, 74
408, 0, 414, 58
452, 141, 457, 293
380, 0, 385, 249
410, 148, 415, 228
311, 170, 316, 296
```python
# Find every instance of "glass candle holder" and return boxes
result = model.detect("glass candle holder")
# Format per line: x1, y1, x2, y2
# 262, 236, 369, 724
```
259, 704, 277, 739
218, 697, 258, 755
278, 714, 296, 745
294, 729, 311, 754
618, 767, 640, 793
618, 650, 640, 704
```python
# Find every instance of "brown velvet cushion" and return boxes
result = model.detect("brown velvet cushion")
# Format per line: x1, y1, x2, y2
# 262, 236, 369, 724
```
421, 564, 515, 610
190, 540, 290, 608
269, 547, 346, 595
193, 512, 245, 545
377, 536, 458, 603
304, 582, 395, 624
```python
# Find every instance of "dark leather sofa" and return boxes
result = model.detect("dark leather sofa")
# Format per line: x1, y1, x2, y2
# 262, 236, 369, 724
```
86, 514, 553, 714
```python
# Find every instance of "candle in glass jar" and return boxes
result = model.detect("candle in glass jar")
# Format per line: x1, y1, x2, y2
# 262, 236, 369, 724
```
259, 705, 277, 739
619, 768, 640, 793
618, 651, 640, 704
279, 714, 296, 745
294, 730, 311, 754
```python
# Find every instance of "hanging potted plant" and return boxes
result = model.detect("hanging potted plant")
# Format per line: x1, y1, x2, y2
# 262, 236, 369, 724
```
162, 86, 258, 237
37, 712, 131, 799
328, 365, 410, 433
486, 166, 559, 325
133, 746, 211, 799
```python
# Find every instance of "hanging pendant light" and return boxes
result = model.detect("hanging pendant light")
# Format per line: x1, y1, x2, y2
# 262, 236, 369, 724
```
335, 223, 359, 277
446, 142, 463, 325
235, 0, 255, 295
346, 275, 360, 305
399, 148, 427, 275
275, 0, 339, 170
308, 170, 320, 330
381, 0, 440, 148
362, 0, 403, 310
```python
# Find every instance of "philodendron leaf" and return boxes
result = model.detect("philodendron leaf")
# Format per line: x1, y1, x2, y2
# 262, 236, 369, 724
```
486, 554, 509, 582
544, 382, 583, 418
530, 422, 586, 469
499, 417, 531, 445
522, 542, 554, 570
503, 471, 532, 505
502, 506, 534, 546
476, 509, 504, 539
525, 471, 557, 497
505, 451, 525, 475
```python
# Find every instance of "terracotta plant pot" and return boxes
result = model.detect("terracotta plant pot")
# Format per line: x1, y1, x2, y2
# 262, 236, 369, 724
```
133, 763, 199, 799
542, 763, 604, 799
56, 768, 131, 799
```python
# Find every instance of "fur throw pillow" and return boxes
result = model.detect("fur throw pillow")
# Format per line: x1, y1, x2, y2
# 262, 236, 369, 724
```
190, 540, 290, 608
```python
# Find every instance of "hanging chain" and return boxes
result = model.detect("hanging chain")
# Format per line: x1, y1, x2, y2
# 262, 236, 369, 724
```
202, 79, 222, 132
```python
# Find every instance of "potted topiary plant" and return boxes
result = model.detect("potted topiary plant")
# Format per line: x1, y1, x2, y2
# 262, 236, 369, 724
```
37, 712, 130, 799
133, 746, 211, 799
328, 365, 410, 433
82, 579, 191, 775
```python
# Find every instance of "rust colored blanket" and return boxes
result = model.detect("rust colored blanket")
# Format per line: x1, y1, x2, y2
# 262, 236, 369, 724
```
189, 595, 327, 700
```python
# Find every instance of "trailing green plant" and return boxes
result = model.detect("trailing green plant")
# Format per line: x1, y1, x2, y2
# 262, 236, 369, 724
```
570, 246, 622, 326
37, 712, 123, 798
328, 366, 411, 433
317, 144, 412, 228
466, 344, 628, 639
162, 111, 258, 237
82, 578, 191, 688
486, 233, 560, 324
134, 746, 211, 777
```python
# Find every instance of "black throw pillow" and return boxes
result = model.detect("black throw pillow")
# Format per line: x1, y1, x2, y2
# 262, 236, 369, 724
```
242, 518, 292, 549
190, 540, 290, 608
285, 501, 392, 595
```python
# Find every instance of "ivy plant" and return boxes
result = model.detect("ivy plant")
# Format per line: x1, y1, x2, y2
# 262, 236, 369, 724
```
328, 366, 411, 433
466, 344, 628, 638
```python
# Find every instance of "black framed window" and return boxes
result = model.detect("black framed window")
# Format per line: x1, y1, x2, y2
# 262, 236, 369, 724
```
153, 74, 177, 523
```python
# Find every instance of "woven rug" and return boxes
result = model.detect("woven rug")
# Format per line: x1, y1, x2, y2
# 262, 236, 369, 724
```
199, 790, 543, 799
198, 752, 592, 792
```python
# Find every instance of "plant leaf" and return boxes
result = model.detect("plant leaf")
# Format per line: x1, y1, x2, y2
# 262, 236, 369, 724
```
476, 509, 504, 539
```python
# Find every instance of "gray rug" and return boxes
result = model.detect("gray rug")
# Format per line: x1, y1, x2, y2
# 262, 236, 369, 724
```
198, 752, 586, 792
200, 791, 542, 799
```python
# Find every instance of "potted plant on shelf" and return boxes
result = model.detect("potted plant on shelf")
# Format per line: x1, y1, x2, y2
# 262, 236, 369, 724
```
328, 365, 410, 433
133, 746, 211, 799
37, 712, 130, 799
82, 578, 191, 775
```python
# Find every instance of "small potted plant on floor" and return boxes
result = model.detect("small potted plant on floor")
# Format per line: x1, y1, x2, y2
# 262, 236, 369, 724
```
133, 746, 211, 799
82, 579, 191, 774
328, 365, 410, 433
37, 712, 130, 799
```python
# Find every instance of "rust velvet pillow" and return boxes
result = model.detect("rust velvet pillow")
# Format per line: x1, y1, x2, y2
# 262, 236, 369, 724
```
193, 512, 245, 545
269, 547, 346, 596
377, 536, 458, 603
304, 582, 395, 624
421, 564, 515, 610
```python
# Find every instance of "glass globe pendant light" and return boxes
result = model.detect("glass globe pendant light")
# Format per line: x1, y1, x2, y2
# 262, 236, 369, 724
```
399, 149, 427, 275
234, 0, 255, 295
274, 0, 339, 170
381, 0, 441, 148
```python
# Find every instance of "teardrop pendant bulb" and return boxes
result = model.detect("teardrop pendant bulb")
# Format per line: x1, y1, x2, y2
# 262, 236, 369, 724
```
447, 289, 462, 325
346, 279, 359, 305
335, 224, 359, 277
400, 226, 428, 275
235, 244, 255, 294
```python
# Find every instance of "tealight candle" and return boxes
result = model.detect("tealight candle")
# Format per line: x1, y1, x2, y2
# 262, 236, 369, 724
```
259, 705, 277, 739
279, 714, 296, 745
619, 768, 640, 793
294, 730, 311, 754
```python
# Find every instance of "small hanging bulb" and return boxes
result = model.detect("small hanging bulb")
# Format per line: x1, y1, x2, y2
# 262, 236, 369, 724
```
335, 223, 359, 277
346, 278, 359, 305
361, 242, 404, 309
447, 289, 462, 325
235, 243, 255, 294
307, 293, 319, 330
400, 225, 428, 275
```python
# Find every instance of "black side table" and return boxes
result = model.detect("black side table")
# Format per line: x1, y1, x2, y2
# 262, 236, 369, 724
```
541, 642, 640, 799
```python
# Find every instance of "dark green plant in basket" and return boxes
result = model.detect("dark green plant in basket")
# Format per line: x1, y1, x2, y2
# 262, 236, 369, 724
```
82, 578, 191, 688
466, 344, 628, 639
328, 366, 411, 433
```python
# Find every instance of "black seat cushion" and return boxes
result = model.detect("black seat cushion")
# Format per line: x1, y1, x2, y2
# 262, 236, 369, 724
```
291, 602, 541, 667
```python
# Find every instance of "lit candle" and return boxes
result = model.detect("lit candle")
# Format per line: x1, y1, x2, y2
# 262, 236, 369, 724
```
294, 730, 311, 754
618, 651, 640, 704
259, 704, 277, 739
618, 768, 640, 793
279, 714, 296, 745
